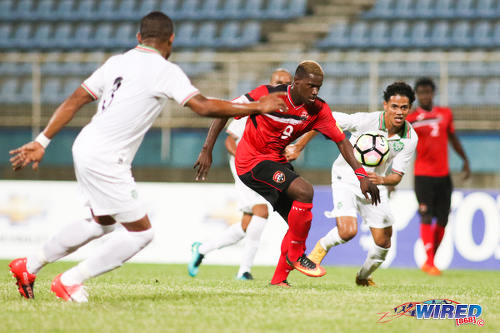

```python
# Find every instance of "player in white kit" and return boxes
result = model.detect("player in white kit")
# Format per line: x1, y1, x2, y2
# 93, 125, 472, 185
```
189, 69, 292, 280
8, 12, 286, 302
285, 82, 418, 286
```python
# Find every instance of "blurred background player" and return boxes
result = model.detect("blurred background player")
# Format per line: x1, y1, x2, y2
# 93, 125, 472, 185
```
193, 61, 380, 287
189, 69, 292, 280
7, 11, 286, 302
286, 82, 417, 286
406, 77, 470, 276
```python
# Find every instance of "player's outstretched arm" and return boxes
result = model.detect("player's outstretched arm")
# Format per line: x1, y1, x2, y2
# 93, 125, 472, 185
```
284, 131, 318, 162
9, 86, 93, 171
186, 93, 286, 118
194, 118, 228, 181
367, 172, 403, 186
336, 138, 381, 205
448, 132, 470, 180
225, 135, 238, 156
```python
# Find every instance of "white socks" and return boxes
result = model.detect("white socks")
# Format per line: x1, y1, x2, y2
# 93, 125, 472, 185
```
61, 228, 154, 286
238, 215, 266, 276
198, 223, 246, 255
358, 244, 389, 279
26, 218, 115, 274
320, 227, 346, 251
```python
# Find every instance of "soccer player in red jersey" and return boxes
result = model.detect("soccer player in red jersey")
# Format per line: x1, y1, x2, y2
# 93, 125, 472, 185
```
406, 77, 470, 276
194, 61, 380, 286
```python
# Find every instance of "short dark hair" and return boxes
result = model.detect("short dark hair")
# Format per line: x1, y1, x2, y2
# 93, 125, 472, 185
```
414, 77, 436, 92
383, 81, 415, 104
140, 11, 174, 41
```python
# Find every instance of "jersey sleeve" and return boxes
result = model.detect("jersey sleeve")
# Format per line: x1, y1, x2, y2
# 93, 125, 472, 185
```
331, 111, 366, 132
313, 107, 345, 143
226, 117, 247, 139
81, 60, 108, 100
244, 85, 269, 101
154, 63, 200, 106
390, 132, 418, 176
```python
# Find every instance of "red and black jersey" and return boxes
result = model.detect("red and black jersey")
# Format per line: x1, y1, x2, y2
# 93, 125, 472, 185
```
235, 84, 345, 175
406, 106, 455, 177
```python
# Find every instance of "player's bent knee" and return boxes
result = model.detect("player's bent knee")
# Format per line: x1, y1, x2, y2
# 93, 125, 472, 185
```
288, 178, 314, 203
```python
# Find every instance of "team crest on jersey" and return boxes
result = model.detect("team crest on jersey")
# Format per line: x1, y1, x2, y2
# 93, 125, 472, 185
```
273, 171, 286, 183
391, 141, 404, 152
300, 111, 309, 120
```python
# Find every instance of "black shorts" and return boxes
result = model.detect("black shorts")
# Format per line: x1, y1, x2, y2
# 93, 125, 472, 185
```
414, 175, 453, 223
238, 160, 299, 220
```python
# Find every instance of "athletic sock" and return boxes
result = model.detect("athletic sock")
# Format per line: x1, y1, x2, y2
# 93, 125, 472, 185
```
238, 215, 266, 276
286, 201, 313, 262
61, 228, 154, 285
432, 224, 445, 255
26, 218, 115, 274
420, 223, 435, 265
270, 231, 294, 284
357, 244, 389, 279
198, 223, 246, 255
320, 227, 347, 251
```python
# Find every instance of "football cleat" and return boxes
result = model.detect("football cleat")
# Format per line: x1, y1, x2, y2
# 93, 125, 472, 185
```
237, 272, 254, 280
9, 258, 36, 299
307, 240, 328, 265
421, 262, 441, 276
188, 242, 204, 277
270, 280, 291, 288
51, 273, 88, 303
286, 254, 326, 278
355, 273, 376, 287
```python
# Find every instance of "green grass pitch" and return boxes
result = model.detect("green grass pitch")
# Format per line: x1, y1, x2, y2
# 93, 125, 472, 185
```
1, 260, 498, 332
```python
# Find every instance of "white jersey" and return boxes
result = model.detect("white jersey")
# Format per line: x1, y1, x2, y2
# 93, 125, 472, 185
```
74, 44, 199, 167
331, 111, 418, 196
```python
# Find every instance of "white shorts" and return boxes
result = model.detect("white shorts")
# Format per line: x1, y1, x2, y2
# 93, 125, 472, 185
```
230, 157, 268, 214
331, 181, 394, 229
73, 153, 146, 223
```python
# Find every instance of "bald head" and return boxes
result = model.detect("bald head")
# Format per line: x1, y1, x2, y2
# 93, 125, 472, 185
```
270, 69, 292, 85
294, 60, 324, 80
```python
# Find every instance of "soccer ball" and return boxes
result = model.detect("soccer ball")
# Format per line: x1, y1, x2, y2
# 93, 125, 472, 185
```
353, 132, 390, 167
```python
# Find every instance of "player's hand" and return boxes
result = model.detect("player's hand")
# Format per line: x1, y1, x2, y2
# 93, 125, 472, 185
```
9, 141, 45, 171
284, 144, 301, 162
462, 160, 471, 180
367, 171, 384, 185
258, 92, 287, 114
360, 177, 380, 205
193, 148, 212, 181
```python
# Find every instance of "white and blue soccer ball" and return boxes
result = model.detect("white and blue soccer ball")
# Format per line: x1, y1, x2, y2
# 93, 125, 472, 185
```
353, 132, 390, 167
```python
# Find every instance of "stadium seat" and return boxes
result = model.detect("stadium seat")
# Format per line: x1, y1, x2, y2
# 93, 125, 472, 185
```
393, 0, 413, 19
317, 22, 349, 49
447, 78, 462, 105
71, 0, 96, 21
471, 21, 493, 48
242, 0, 264, 20
414, 0, 434, 19
200, 0, 220, 20
450, 21, 472, 48
113, 23, 136, 49
239, 22, 261, 47
492, 22, 500, 48
177, 0, 199, 20
476, 0, 497, 19
349, 22, 369, 48
462, 79, 482, 105
390, 21, 410, 48
455, 0, 475, 19
175, 23, 196, 47
11, 0, 34, 20
52, 23, 73, 50
0, 24, 12, 49
31, 23, 53, 50
115, 0, 137, 20
221, 0, 241, 19
92, 24, 114, 49
0, 79, 20, 104
54, 0, 75, 21
369, 21, 389, 48
483, 79, 500, 104
336, 78, 357, 105
432, 0, 454, 19
42, 78, 63, 104
12, 24, 32, 50
288, 0, 307, 18
429, 21, 451, 48
18, 80, 33, 104
361, 0, 393, 19
0, 0, 13, 21
33, 0, 55, 21
158, 0, 178, 18
264, 0, 288, 19
410, 21, 430, 48
217, 22, 240, 47
71, 24, 93, 49
96, 0, 116, 21
196, 22, 217, 47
